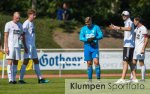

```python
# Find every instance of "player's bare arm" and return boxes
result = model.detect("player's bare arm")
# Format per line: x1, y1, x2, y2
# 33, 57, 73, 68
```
110, 24, 132, 31
141, 35, 148, 54
22, 32, 28, 53
4, 32, 9, 54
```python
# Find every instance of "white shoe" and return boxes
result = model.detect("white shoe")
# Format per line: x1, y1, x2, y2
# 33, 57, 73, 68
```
126, 79, 132, 83
85, 79, 92, 84
132, 79, 138, 83
97, 79, 101, 83
115, 79, 126, 84
126, 79, 138, 83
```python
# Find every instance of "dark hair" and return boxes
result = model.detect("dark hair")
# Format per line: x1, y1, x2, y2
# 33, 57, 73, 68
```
134, 15, 144, 24
27, 9, 36, 15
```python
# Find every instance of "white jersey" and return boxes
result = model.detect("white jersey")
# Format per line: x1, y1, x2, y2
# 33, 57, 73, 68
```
4, 21, 23, 48
134, 25, 148, 49
123, 18, 135, 47
23, 20, 35, 47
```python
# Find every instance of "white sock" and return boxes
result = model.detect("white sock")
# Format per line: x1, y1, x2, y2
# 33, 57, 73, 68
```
7, 65, 12, 82
130, 73, 133, 80
34, 64, 42, 79
20, 64, 27, 80
141, 65, 146, 80
12, 65, 17, 81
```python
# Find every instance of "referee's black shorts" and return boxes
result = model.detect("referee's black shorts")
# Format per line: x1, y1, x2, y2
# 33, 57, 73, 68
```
123, 47, 134, 62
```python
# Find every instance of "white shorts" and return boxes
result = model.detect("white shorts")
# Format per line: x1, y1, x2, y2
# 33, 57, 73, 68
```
133, 49, 145, 60
6, 47, 21, 60
24, 46, 38, 59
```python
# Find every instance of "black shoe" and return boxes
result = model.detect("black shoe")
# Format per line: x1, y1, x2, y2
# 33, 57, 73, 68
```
9, 81, 13, 84
18, 80, 26, 84
38, 79, 49, 84
13, 81, 17, 84
9, 81, 17, 84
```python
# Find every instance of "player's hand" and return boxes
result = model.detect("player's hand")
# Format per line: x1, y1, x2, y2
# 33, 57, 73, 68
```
109, 24, 120, 31
90, 42, 96, 46
113, 26, 120, 30
5, 47, 9, 55
19, 35, 23, 40
87, 37, 95, 43
141, 49, 145, 54
108, 24, 115, 30
24, 47, 28, 53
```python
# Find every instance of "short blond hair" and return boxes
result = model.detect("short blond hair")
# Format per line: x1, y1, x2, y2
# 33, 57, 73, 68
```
13, 12, 20, 16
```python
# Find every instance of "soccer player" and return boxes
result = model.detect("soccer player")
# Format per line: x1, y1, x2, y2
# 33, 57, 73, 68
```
132, 16, 148, 82
110, 11, 138, 83
19, 9, 49, 84
79, 17, 103, 82
4, 12, 22, 84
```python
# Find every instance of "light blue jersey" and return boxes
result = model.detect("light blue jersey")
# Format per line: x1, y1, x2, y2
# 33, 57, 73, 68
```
79, 24, 103, 61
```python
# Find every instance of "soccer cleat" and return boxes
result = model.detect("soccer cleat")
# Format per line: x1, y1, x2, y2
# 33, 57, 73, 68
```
13, 81, 17, 84
131, 79, 139, 83
126, 79, 138, 83
97, 79, 101, 83
115, 79, 126, 84
18, 80, 27, 84
9, 81, 17, 84
126, 80, 132, 83
139, 79, 145, 82
9, 81, 13, 84
38, 79, 49, 84
85, 79, 92, 84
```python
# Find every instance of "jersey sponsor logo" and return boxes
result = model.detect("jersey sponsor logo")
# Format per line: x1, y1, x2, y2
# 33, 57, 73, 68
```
136, 34, 140, 39
86, 34, 95, 38
13, 30, 21, 34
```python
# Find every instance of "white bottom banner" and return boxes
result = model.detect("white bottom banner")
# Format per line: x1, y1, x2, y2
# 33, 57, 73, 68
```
38, 51, 150, 70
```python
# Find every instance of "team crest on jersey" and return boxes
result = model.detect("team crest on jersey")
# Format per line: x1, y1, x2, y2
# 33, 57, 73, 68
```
92, 30, 95, 33
86, 30, 88, 33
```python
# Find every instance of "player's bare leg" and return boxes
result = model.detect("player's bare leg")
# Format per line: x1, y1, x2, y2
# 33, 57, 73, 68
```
130, 60, 137, 80
126, 59, 138, 83
33, 58, 49, 83
130, 63, 137, 80
121, 61, 128, 79
93, 58, 101, 82
115, 61, 128, 83
139, 60, 146, 82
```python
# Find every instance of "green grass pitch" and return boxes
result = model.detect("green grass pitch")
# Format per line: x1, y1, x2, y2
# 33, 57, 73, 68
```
0, 77, 150, 94
0, 70, 150, 94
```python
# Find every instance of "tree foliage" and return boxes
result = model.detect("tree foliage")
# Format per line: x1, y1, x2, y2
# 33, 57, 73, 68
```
0, 0, 150, 28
